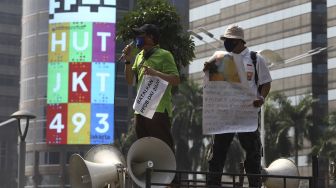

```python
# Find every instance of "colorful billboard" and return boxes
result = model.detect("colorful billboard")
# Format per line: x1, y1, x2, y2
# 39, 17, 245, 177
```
47, 0, 116, 144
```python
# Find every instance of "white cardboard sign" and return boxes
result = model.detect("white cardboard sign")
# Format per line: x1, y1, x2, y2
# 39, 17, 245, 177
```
133, 75, 168, 119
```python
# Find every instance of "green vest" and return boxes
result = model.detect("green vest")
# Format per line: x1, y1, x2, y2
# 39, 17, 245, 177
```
132, 47, 179, 117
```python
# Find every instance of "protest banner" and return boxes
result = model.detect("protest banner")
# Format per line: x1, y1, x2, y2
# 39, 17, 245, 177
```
203, 51, 258, 134
133, 75, 168, 119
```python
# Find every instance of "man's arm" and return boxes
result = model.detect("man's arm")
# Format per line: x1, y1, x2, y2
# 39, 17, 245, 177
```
142, 66, 180, 86
124, 64, 134, 85
122, 43, 135, 85
253, 82, 271, 107
148, 51, 180, 86
260, 82, 271, 99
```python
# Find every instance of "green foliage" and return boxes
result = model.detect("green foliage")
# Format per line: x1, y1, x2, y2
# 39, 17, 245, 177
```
116, 0, 195, 69
172, 80, 245, 175
311, 111, 336, 161
172, 80, 206, 172
117, 119, 137, 156
264, 92, 314, 165
224, 137, 245, 173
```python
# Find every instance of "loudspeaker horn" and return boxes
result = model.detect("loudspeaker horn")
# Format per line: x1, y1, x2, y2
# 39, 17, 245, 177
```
127, 137, 176, 188
263, 158, 300, 188
69, 145, 126, 188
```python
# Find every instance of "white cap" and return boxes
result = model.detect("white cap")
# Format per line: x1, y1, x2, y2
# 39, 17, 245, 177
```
220, 24, 245, 42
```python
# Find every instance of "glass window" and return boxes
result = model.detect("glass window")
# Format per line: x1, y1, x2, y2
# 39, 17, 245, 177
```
115, 82, 128, 97
22, 16, 37, 37
1, 0, 21, 5
38, 12, 49, 33
114, 106, 128, 119
37, 33, 48, 55
31, 121, 46, 143
25, 152, 34, 166
39, 151, 60, 165
48, 152, 60, 165
0, 142, 7, 169
20, 79, 36, 101
0, 75, 19, 87
40, 174, 60, 185
0, 33, 20, 46
0, 12, 20, 25
114, 120, 128, 139
0, 54, 20, 66
115, 60, 125, 73
37, 77, 47, 99
116, 0, 130, 9
0, 95, 19, 106
22, 35, 37, 58
37, 0, 49, 12
26, 176, 34, 186
23, 0, 39, 16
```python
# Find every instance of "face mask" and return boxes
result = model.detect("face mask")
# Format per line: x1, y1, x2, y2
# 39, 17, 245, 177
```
135, 36, 145, 49
224, 39, 238, 52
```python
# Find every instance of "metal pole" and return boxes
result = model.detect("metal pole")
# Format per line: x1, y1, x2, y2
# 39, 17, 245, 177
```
145, 168, 152, 188
11, 110, 36, 188
312, 156, 318, 188
18, 138, 26, 188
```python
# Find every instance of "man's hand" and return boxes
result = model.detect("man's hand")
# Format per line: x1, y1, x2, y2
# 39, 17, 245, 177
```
253, 96, 264, 107
142, 65, 180, 85
143, 66, 158, 77
121, 43, 133, 62
203, 61, 215, 72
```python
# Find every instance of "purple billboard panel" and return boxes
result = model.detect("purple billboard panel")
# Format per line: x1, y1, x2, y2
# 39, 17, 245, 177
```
92, 23, 115, 62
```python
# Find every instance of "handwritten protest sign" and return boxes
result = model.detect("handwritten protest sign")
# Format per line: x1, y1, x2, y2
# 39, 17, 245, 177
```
203, 51, 258, 135
203, 81, 258, 134
133, 75, 168, 119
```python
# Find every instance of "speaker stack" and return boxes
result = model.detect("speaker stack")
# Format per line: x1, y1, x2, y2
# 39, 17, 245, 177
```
263, 158, 300, 188
69, 145, 126, 188
69, 137, 176, 188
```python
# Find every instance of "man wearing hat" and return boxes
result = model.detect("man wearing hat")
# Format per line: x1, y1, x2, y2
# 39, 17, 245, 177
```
121, 23, 180, 153
204, 24, 272, 188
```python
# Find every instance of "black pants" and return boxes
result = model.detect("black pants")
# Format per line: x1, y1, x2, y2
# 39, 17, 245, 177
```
135, 112, 175, 152
207, 130, 262, 188
135, 112, 179, 187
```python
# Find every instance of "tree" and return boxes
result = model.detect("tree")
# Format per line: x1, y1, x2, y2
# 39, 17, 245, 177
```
116, 0, 196, 178
264, 92, 314, 165
311, 111, 336, 161
172, 80, 205, 173
116, 0, 195, 70
172, 80, 245, 180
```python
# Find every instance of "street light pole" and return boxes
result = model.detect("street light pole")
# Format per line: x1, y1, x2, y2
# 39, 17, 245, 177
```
188, 30, 220, 49
11, 110, 36, 188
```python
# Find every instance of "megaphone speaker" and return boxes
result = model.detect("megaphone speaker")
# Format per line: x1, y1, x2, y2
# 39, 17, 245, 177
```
69, 145, 126, 188
263, 158, 300, 188
127, 137, 176, 188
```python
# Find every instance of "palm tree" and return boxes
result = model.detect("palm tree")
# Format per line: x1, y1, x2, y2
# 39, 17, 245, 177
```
312, 111, 336, 161
172, 80, 245, 180
172, 80, 210, 179
264, 92, 313, 165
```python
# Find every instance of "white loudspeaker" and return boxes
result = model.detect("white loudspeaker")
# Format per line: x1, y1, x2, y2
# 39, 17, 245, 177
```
69, 145, 126, 188
127, 137, 176, 188
263, 158, 300, 188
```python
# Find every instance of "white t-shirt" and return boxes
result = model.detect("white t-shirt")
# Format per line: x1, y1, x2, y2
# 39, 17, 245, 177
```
231, 48, 272, 95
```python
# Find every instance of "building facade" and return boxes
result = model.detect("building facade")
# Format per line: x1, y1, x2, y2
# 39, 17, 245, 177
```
0, 0, 22, 187
188, 0, 333, 177
20, 0, 135, 187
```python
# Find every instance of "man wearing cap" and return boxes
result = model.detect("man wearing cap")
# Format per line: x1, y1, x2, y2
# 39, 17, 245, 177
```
204, 24, 272, 188
121, 24, 180, 153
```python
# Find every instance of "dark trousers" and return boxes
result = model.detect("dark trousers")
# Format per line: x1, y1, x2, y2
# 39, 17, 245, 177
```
208, 130, 262, 188
135, 112, 175, 152
135, 112, 178, 187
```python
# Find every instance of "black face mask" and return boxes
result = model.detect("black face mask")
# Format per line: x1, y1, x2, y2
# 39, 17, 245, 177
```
224, 39, 238, 52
